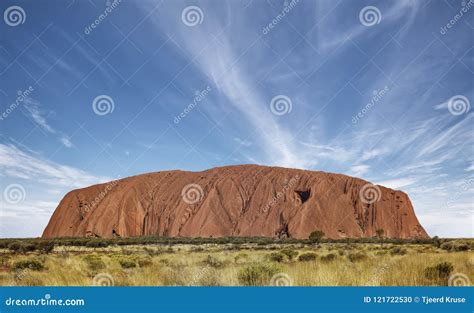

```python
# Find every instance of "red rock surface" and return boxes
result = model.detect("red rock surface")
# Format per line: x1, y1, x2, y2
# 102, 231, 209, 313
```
42, 165, 429, 239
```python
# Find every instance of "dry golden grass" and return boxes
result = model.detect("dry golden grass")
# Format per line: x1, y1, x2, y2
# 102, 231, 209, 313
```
0, 242, 472, 286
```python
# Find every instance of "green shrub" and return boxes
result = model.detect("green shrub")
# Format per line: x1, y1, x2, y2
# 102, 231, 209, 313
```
85, 240, 109, 248
431, 236, 441, 248
23, 243, 38, 252
390, 247, 407, 256
280, 249, 298, 261
237, 264, 278, 286
440, 242, 453, 251
424, 262, 454, 283
347, 252, 367, 262
439, 240, 472, 252
8, 242, 22, 253
309, 230, 325, 243
119, 258, 137, 269
298, 252, 317, 262
12, 259, 45, 271
268, 252, 286, 263
320, 253, 337, 262
38, 242, 55, 254
83, 254, 106, 271
8, 242, 37, 253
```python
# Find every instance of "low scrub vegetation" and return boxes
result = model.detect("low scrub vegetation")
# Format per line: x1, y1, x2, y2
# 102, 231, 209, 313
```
267, 252, 286, 263
390, 247, 407, 256
0, 238, 472, 286
347, 252, 367, 262
320, 253, 337, 263
280, 249, 298, 261
237, 264, 278, 286
298, 252, 318, 262
423, 262, 454, 285
83, 254, 106, 272
440, 240, 472, 252
12, 259, 45, 271
0, 236, 451, 251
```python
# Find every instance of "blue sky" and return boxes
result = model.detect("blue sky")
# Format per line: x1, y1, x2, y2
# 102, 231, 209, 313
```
0, 0, 472, 238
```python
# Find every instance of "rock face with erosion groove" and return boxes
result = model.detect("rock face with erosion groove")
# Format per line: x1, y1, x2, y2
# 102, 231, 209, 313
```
42, 165, 429, 239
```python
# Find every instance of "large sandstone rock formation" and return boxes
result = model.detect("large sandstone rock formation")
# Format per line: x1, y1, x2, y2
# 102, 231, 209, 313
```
42, 165, 428, 239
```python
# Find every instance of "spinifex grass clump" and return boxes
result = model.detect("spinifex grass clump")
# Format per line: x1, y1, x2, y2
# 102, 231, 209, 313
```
12, 259, 45, 271
118, 258, 137, 269
280, 249, 298, 261
347, 252, 367, 262
390, 247, 407, 256
267, 252, 286, 263
423, 262, 454, 285
136, 256, 153, 267
298, 252, 318, 262
237, 264, 278, 286
82, 254, 106, 272
320, 253, 337, 263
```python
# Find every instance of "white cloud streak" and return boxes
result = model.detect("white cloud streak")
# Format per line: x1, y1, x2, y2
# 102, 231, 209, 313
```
0, 143, 109, 188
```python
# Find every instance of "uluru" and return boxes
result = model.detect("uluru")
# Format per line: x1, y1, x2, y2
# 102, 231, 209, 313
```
42, 165, 428, 239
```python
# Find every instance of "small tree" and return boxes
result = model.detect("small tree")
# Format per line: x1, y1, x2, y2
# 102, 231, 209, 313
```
38, 241, 55, 254
432, 236, 441, 248
376, 229, 385, 247
309, 230, 325, 244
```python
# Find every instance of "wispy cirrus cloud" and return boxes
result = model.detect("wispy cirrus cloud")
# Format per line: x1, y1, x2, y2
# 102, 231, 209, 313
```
376, 177, 417, 189
23, 98, 55, 133
0, 143, 109, 188
23, 97, 75, 149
